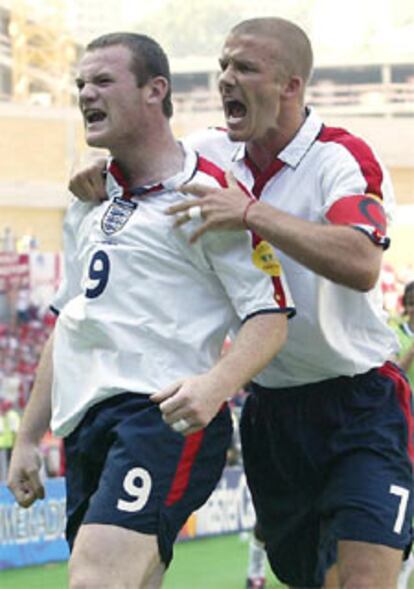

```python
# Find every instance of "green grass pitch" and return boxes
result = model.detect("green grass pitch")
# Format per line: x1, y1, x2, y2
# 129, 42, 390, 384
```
0, 533, 283, 589
2, 533, 414, 589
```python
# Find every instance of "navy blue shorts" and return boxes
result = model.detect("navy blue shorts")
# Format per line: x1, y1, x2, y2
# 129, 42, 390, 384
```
64, 393, 232, 566
240, 362, 414, 587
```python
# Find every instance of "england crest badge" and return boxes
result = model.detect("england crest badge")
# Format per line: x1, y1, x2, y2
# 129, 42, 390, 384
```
101, 197, 137, 235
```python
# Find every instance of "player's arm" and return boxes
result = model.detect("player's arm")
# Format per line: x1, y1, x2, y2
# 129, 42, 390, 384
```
237, 201, 384, 292
167, 172, 383, 292
7, 330, 54, 507
151, 311, 287, 435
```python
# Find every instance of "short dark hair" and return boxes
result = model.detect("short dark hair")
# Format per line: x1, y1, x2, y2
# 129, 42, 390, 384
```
231, 18, 314, 87
86, 32, 173, 118
403, 281, 414, 308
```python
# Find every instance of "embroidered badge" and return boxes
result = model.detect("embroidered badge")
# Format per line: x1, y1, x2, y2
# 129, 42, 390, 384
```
101, 197, 137, 235
252, 241, 281, 276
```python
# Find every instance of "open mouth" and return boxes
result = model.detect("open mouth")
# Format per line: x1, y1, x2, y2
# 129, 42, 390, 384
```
84, 109, 106, 124
224, 99, 247, 122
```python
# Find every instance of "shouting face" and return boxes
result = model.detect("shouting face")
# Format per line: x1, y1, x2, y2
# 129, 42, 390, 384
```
218, 32, 289, 144
76, 45, 148, 152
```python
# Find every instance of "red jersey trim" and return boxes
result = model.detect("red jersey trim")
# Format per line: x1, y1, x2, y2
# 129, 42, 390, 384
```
108, 161, 163, 199
244, 156, 285, 198
197, 155, 251, 197
378, 362, 414, 465
165, 430, 204, 507
197, 155, 227, 187
108, 160, 128, 192
318, 126, 384, 200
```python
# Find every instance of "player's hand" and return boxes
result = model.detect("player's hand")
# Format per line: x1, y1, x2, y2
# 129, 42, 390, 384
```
7, 440, 45, 508
68, 157, 108, 202
165, 171, 252, 243
150, 373, 225, 436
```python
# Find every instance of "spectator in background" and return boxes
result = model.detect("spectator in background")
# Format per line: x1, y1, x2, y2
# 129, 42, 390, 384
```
391, 282, 414, 389
0, 399, 20, 481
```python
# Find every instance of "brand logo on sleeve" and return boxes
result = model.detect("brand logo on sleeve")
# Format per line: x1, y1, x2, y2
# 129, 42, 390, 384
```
101, 197, 137, 235
252, 241, 281, 276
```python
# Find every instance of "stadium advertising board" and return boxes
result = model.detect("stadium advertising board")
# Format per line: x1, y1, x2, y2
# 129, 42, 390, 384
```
179, 466, 255, 540
0, 478, 69, 570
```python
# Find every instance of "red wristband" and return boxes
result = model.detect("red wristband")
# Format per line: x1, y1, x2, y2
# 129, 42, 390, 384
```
242, 199, 257, 228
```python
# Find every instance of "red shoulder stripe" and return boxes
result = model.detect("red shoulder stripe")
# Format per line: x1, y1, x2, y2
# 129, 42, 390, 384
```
318, 126, 384, 200
197, 156, 227, 187
197, 155, 251, 197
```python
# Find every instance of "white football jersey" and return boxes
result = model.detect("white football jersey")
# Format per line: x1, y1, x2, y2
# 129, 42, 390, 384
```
184, 109, 399, 387
51, 144, 294, 436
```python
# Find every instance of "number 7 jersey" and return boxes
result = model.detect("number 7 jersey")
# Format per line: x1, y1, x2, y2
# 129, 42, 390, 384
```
50, 144, 294, 437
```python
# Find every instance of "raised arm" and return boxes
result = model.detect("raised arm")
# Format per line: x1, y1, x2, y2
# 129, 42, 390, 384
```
7, 331, 54, 507
151, 312, 287, 435
241, 201, 383, 291
167, 171, 385, 292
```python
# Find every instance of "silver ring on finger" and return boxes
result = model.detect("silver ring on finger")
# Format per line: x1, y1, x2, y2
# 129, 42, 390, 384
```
188, 205, 202, 220
171, 418, 191, 433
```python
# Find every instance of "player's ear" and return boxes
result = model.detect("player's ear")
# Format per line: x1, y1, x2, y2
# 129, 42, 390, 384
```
281, 75, 303, 100
146, 76, 169, 107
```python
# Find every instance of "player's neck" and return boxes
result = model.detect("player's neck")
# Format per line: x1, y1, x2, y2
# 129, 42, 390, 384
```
112, 129, 184, 188
246, 107, 306, 171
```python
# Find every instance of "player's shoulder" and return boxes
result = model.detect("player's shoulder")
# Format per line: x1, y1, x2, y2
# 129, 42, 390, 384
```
192, 151, 228, 189
316, 123, 379, 164
184, 125, 232, 147
183, 126, 239, 166
64, 196, 98, 228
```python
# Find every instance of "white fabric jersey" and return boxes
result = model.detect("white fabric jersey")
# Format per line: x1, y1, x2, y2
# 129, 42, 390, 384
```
51, 144, 294, 436
185, 108, 399, 388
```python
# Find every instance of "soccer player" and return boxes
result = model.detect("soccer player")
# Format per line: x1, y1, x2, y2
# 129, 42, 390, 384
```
67, 18, 414, 589
7, 33, 293, 589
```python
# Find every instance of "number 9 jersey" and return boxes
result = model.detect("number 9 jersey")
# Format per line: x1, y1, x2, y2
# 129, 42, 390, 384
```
50, 144, 294, 437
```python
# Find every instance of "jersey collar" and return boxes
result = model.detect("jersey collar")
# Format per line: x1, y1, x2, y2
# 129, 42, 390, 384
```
232, 107, 323, 169
105, 143, 198, 200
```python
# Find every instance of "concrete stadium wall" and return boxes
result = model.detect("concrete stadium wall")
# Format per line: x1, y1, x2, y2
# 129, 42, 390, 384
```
0, 207, 65, 251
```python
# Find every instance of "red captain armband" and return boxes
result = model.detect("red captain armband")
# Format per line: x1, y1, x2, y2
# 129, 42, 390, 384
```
325, 194, 389, 248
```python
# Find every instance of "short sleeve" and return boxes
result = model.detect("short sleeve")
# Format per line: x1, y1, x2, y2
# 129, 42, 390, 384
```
50, 200, 92, 314
200, 228, 295, 322
319, 133, 394, 249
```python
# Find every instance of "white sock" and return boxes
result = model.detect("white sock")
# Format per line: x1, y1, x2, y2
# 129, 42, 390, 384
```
247, 535, 266, 579
398, 551, 414, 589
